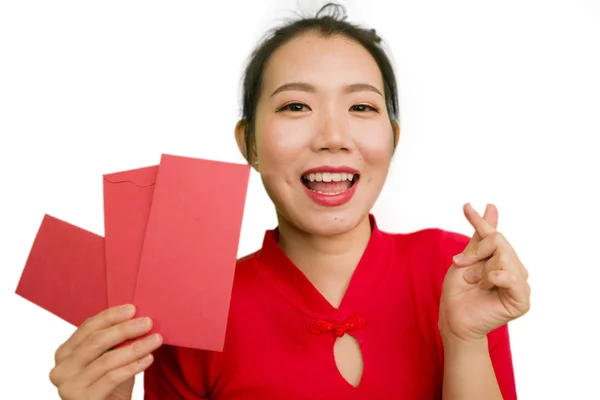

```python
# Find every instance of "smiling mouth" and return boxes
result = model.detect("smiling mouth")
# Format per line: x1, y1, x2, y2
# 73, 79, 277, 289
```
301, 172, 359, 195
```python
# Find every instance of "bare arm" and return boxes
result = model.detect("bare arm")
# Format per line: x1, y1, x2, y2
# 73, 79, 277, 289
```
441, 335, 503, 400
439, 204, 529, 400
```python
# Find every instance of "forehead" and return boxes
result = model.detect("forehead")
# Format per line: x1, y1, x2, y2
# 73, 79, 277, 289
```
261, 32, 384, 92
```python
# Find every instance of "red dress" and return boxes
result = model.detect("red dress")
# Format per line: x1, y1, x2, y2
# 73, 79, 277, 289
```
144, 216, 517, 399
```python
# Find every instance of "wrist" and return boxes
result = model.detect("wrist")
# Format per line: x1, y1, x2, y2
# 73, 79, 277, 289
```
440, 333, 502, 400
439, 329, 488, 350
438, 316, 488, 347
441, 333, 489, 359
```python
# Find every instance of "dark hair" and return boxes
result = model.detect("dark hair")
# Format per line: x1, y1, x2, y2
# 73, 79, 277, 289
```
240, 2, 399, 162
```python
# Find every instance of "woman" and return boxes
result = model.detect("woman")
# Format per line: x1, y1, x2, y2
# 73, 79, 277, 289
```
48, 4, 530, 399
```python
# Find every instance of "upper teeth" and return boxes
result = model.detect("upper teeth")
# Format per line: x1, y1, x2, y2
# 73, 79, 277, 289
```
303, 172, 355, 182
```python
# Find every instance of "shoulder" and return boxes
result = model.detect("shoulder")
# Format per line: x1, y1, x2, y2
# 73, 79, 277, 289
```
227, 249, 273, 307
235, 249, 260, 267
232, 249, 261, 283
379, 226, 471, 285
383, 226, 470, 260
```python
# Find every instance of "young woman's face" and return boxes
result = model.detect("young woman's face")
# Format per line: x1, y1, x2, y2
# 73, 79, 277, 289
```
250, 33, 397, 236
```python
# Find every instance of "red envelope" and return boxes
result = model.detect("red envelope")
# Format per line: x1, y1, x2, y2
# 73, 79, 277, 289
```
133, 154, 250, 351
15, 214, 107, 327
103, 165, 157, 308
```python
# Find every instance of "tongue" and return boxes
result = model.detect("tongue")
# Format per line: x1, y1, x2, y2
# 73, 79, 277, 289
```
305, 180, 351, 193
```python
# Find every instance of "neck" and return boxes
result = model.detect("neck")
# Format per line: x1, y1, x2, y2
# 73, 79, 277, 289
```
276, 213, 373, 308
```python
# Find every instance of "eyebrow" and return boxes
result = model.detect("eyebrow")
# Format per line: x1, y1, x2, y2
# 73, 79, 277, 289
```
270, 82, 383, 97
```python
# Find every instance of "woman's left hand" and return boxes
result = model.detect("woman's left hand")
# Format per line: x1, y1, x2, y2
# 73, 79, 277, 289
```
439, 203, 531, 343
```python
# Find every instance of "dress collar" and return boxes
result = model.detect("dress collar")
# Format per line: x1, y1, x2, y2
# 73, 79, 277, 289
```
256, 214, 391, 319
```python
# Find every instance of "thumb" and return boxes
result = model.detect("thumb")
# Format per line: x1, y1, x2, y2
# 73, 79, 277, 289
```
459, 203, 499, 256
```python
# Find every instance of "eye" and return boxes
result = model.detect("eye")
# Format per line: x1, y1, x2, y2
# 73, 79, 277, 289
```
350, 104, 378, 113
277, 102, 311, 112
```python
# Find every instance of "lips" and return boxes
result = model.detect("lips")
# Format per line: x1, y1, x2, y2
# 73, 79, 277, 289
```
301, 167, 359, 193
302, 166, 360, 176
300, 166, 360, 207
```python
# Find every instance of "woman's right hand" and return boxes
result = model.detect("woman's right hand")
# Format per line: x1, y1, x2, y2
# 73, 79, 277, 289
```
49, 304, 163, 400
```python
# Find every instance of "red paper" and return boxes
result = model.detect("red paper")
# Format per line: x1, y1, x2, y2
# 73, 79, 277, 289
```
15, 214, 107, 327
132, 154, 250, 351
103, 165, 157, 307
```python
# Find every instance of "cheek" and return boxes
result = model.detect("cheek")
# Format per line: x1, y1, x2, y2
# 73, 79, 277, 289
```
254, 118, 308, 195
352, 121, 395, 165
255, 117, 311, 168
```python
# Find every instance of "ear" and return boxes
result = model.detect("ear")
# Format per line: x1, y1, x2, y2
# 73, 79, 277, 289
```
235, 120, 258, 170
391, 120, 400, 150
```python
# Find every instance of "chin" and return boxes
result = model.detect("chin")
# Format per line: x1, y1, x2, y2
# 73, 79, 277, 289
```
278, 206, 370, 238
264, 174, 379, 237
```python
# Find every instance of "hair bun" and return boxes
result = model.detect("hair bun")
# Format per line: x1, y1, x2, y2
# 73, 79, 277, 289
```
316, 2, 348, 21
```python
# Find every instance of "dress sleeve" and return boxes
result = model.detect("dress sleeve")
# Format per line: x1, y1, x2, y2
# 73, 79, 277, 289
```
441, 230, 518, 400
143, 344, 214, 399
487, 323, 518, 400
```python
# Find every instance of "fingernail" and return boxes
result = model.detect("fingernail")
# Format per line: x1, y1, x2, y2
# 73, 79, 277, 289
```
453, 253, 464, 264
121, 304, 135, 317
147, 333, 162, 344
138, 354, 153, 365
137, 317, 152, 328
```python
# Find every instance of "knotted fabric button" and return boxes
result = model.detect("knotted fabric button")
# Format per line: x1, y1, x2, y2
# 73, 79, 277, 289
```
310, 314, 366, 338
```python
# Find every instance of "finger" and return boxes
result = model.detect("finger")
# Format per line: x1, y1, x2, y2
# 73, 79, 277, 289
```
466, 246, 520, 288
55, 317, 154, 382
462, 259, 486, 284
464, 249, 509, 285
484, 203, 499, 230
460, 204, 499, 257
55, 304, 136, 364
464, 203, 497, 240
486, 270, 531, 316
454, 231, 507, 267
478, 254, 504, 290
88, 353, 155, 400
77, 333, 162, 387
466, 248, 525, 289
471, 203, 498, 242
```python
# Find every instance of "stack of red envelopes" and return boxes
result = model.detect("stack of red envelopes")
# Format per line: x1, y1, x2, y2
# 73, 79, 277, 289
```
15, 153, 251, 352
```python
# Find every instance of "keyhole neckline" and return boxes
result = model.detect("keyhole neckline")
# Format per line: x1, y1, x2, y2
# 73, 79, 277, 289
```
255, 214, 392, 320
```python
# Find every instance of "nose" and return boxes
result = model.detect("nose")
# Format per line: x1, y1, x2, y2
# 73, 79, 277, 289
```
311, 110, 351, 153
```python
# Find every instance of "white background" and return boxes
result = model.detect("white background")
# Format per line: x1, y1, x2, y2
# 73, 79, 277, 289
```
1, 0, 599, 398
